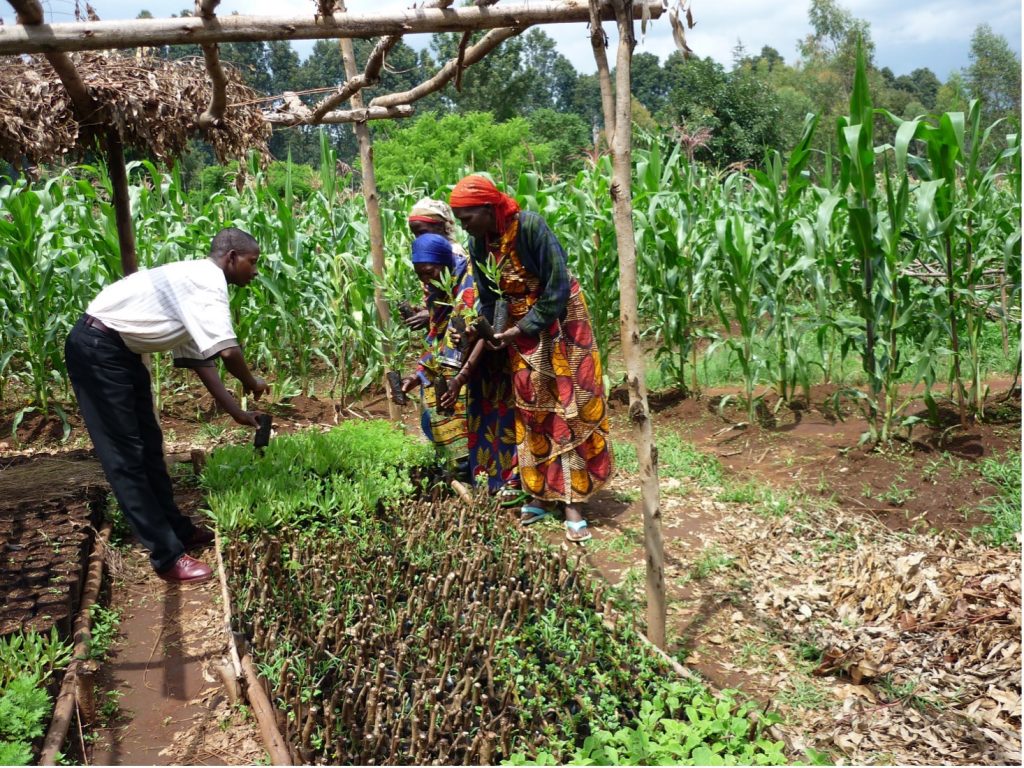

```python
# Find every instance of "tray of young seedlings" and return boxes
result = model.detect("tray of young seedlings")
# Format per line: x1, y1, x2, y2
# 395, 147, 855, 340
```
204, 421, 787, 766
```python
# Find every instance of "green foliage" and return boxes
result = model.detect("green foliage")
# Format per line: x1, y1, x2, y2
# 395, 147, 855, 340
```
965, 24, 1022, 132
0, 740, 33, 766
0, 677, 51, 743
660, 54, 782, 166
202, 420, 434, 532
526, 108, 590, 178
0, 628, 73, 689
87, 604, 122, 661
372, 112, 539, 193
265, 160, 316, 200
506, 682, 785, 766
0, 630, 69, 767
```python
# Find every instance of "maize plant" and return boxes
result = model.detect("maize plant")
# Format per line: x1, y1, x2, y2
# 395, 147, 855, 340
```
894, 100, 1022, 423
749, 114, 822, 404
711, 207, 770, 422
633, 133, 718, 394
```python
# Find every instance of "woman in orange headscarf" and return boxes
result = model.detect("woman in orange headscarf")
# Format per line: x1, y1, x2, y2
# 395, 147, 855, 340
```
449, 175, 613, 542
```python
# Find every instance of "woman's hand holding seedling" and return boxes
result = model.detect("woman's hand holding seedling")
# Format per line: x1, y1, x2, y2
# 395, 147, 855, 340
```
450, 321, 479, 349
403, 308, 430, 330
439, 371, 466, 410
487, 326, 518, 350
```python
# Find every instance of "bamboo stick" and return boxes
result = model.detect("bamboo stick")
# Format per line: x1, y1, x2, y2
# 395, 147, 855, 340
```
334, 0, 397, 421
38, 520, 112, 766
241, 653, 293, 765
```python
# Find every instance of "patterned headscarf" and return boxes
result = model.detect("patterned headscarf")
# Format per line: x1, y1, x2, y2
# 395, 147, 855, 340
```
448, 175, 520, 235
408, 197, 457, 239
411, 233, 456, 270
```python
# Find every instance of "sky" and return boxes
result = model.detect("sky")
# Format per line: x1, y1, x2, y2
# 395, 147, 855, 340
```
26, 0, 1023, 81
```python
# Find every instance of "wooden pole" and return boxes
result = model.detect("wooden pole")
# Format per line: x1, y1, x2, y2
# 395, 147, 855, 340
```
104, 129, 139, 275
589, 0, 665, 648
587, 1, 616, 147
335, 1, 397, 420
38, 521, 112, 765
0, 2, 664, 55
9, 0, 138, 275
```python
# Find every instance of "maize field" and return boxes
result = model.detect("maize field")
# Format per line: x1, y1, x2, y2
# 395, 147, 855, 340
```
0, 65, 1020, 445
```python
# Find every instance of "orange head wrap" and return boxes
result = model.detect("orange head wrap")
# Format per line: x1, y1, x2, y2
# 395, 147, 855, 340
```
449, 175, 520, 235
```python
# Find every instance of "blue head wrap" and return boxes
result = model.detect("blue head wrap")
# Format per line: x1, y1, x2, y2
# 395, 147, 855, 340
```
411, 233, 455, 269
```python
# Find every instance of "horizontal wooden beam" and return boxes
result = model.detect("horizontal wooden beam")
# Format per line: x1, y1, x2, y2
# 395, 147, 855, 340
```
0, 1, 664, 55
265, 104, 415, 125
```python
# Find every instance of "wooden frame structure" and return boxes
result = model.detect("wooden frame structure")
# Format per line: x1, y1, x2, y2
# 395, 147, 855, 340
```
5, 0, 691, 649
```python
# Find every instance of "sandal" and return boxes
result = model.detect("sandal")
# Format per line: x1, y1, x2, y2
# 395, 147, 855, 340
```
520, 505, 551, 525
564, 519, 592, 543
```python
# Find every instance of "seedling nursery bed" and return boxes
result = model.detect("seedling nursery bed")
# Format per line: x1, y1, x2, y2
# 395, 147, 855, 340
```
206, 421, 789, 765
0, 451, 109, 765
0, 453, 106, 639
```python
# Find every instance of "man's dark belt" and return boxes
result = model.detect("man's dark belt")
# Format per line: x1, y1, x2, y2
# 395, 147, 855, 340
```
83, 314, 119, 338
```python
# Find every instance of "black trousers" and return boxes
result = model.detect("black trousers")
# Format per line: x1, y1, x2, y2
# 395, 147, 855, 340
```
65, 318, 196, 572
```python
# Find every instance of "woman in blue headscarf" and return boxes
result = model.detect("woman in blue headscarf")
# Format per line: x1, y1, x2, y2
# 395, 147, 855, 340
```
400, 232, 519, 494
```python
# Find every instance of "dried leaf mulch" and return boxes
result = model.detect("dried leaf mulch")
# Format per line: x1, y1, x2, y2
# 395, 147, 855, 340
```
729, 506, 1021, 765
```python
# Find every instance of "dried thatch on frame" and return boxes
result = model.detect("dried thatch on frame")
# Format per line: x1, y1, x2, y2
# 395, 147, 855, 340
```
0, 52, 270, 167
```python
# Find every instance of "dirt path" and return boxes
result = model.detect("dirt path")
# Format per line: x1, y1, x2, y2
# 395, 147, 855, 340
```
88, 485, 263, 766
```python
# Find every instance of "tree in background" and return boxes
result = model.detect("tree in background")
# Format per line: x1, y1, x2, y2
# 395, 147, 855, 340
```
630, 52, 671, 116
965, 24, 1022, 131
526, 109, 590, 179
660, 54, 782, 166
428, 30, 578, 121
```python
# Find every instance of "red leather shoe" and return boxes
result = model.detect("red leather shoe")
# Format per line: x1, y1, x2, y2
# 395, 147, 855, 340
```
158, 554, 213, 584
184, 527, 216, 550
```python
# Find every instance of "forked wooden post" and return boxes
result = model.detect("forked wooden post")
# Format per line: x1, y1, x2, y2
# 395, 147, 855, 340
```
333, 0, 398, 420
589, 0, 666, 648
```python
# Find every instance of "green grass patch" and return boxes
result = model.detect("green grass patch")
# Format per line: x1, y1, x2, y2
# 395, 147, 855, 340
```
971, 450, 1022, 547
689, 546, 736, 580
717, 481, 794, 517
775, 677, 831, 711
657, 433, 723, 486
614, 434, 722, 487
615, 442, 640, 474
589, 528, 642, 556
612, 488, 641, 504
